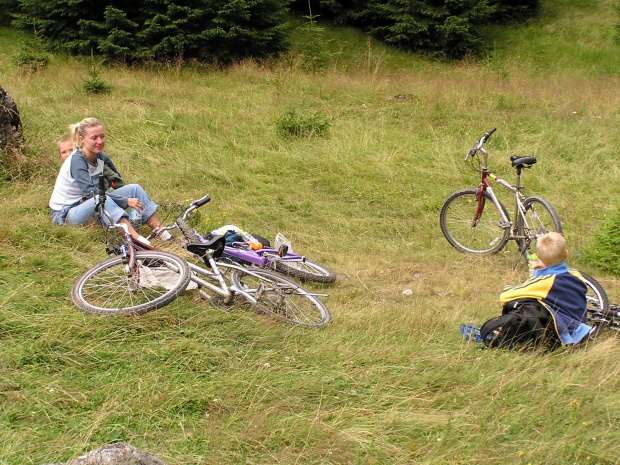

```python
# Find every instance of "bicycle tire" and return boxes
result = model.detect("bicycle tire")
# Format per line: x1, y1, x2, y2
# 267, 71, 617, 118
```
274, 258, 336, 284
231, 268, 331, 327
516, 196, 562, 255
72, 250, 191, 315
579, 271, 611, 339
440, 188, 510, 254
176, 217, 201, 243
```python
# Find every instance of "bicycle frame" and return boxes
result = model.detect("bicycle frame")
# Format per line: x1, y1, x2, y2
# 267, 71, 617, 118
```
471, 144, 536, 250
223, 242, 308, 270
131, 195, 326, 304
477, 169, 529, 241
95, 191, 264, 307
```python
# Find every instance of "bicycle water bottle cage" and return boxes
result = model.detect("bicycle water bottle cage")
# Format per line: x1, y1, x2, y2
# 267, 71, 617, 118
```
510, 156, 537, 169
186, 235, 226, 259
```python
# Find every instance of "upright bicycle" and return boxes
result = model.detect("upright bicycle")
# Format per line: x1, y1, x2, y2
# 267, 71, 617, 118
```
440, 128, 562, 257
71, 182, 331, 327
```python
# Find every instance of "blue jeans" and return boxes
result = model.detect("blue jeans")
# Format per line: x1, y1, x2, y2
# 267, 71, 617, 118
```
51, 184, 158, 227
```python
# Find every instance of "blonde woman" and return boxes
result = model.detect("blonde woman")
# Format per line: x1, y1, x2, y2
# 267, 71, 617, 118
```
49, 118, 169, 243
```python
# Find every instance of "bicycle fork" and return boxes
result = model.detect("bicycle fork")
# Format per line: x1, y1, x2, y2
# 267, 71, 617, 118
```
474, 183, 512, 229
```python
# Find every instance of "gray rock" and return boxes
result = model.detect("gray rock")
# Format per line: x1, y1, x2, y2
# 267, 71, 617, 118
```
43, 442, 169, 465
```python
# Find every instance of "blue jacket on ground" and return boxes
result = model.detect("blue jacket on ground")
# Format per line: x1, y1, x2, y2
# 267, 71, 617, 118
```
499, 262, 590, 345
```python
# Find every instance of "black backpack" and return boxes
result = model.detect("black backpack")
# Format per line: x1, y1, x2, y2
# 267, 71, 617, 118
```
479, 299, 560, 350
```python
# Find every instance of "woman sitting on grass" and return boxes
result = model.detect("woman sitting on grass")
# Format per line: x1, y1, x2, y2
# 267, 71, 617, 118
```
49, 117, 169, 244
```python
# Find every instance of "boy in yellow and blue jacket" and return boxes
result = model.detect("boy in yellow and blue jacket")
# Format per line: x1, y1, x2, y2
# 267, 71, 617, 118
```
500, 232, 590, 345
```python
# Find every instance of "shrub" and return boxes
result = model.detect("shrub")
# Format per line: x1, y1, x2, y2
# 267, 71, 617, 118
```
82, 60, 113, 95
13, 27, 49, 72
489, 0, 540, 23
298, 10, 340, 72
276, 108, 331, 138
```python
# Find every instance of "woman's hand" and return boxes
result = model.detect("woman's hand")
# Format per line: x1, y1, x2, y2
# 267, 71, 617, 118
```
127, 198, 143, 212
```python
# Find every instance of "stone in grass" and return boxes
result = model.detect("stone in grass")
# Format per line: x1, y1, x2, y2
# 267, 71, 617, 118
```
41, 442, 169, 465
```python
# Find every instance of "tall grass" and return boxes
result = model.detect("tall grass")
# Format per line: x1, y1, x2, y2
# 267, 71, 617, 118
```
1, 0, 620, 463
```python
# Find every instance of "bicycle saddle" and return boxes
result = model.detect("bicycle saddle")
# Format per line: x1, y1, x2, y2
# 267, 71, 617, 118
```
510, 155, 537, 168
186, 235, 225, 259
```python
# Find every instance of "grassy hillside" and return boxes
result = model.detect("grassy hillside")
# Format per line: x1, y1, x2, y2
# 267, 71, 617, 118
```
1, 0, 620, 463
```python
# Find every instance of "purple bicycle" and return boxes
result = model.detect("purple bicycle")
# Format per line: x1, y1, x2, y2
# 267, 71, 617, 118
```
213, 229, 336, 284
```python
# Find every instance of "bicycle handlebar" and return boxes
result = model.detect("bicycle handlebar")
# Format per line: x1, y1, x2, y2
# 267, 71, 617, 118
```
178, 193, 212, 222
193, 194, 211, 208
96, 176, 106, 213
595, 307, 620, 319
93, 175, 131, 237
465, 127, 497, 161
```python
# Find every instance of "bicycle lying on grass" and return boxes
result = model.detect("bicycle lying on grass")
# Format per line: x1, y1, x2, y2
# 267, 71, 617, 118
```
588, 303, 620, 338
202, 228, 336, 284
71, 183, 331, 327
578, 271, 615, 339
440, 128, 562, 258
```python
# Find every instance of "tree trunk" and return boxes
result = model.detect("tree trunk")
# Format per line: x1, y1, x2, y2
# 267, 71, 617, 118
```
0, 86, 25, 153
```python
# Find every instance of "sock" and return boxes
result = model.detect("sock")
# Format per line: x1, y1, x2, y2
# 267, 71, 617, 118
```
158, 229, 173, 241
135, 235, 151, 246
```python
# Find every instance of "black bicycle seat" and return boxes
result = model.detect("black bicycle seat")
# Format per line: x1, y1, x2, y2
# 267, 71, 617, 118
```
186, 235, 225, 259
510, 156, 537, 168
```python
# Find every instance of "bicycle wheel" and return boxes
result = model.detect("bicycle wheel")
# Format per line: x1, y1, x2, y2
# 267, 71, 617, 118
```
440, 188, 510, 254
231, 268, 331, 327
274, 258, 336, 284
176, 217, 201, 242
579, 271, 611, 339
516, 196, 562, 255
72, 250, 191, 315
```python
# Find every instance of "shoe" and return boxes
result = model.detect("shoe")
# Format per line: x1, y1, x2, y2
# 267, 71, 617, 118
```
153, 227, 173, 241
460, 323, 482, 343
135, 235, 151, 246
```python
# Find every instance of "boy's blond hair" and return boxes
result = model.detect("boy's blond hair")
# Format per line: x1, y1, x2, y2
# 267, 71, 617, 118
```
536, 232, 566, 267
57, 135, 72, 151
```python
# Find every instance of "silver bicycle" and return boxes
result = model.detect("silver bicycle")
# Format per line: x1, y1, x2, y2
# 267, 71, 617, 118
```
72, 184, 331, 327
440, 128, 562, 258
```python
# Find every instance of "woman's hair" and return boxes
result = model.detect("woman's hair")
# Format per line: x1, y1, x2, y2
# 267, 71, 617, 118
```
536, 232, 566, 267
69, 118, 104, 148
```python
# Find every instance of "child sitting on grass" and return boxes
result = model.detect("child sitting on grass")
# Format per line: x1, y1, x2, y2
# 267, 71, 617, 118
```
57, 135, 74, 162
498, 232, 590, 345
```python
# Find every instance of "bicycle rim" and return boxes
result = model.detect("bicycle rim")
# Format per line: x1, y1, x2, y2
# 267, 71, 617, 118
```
579, 271, 611, 339
72, 250, 190, 315
440, 188, 509, 254
274, 258, 336, 283
231, 268, 331, 327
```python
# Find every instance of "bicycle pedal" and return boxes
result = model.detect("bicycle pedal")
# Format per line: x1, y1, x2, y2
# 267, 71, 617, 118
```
277, 245, 289, 257
498, 221, 512, 230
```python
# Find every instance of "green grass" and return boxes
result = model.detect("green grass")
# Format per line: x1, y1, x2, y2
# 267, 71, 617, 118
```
2, 0, 620, 463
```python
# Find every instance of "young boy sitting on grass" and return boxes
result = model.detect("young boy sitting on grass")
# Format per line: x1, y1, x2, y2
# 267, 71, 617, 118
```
57, 135, 74, 162
499, 232, 590, 345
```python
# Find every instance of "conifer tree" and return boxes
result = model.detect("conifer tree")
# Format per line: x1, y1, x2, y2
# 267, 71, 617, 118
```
10, 0, 290, 63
